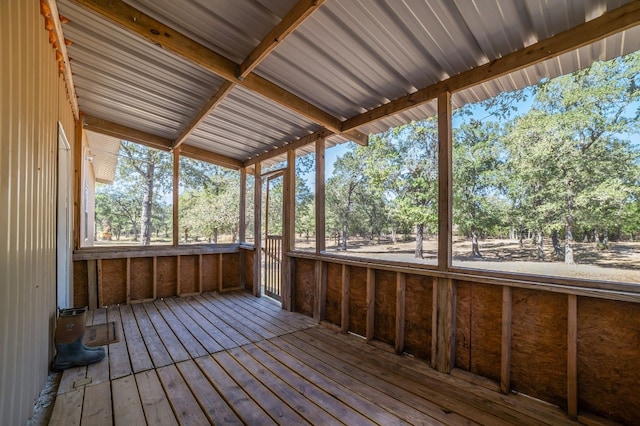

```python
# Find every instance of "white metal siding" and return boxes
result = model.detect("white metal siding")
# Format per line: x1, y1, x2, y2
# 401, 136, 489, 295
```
0, 0, 77, 423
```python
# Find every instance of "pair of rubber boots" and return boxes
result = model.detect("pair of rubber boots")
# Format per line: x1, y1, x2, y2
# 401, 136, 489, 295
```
52, 307, 105, 371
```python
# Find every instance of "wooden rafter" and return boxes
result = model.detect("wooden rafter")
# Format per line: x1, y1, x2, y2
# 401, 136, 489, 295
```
238, 0, 325, 79
172, 81, 236, 150
243, 128, 333, 167
341, 1, 640, 132
84, 115, 243, 169
70, 0, 349, 137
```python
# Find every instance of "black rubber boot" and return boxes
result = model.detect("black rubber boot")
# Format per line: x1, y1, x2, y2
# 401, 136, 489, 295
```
52, 308, 105, 371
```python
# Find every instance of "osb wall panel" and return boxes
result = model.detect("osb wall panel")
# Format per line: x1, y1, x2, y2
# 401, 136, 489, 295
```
325, 263, 342, 326
374, 270, 396, 346
156, 257, 178, 298
469, 283, 502, 383
455, 281, 471, 370
179, 255, 199, 294
404, 274, 433, 360
511, 289, 567, 409
101, 259, 127, 306
578, 298, 640, 425
294, 258, 315, 316
73, 261, 89, 307
349, 266, 367, 337
222, 253, 240, 289
130, 257, 153, 300
201, 254, 218, 293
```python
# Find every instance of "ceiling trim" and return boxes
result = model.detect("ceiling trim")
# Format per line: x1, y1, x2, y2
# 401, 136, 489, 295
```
341, 1, 640, 132
69, 0, 347, 135
172, 81, 236, 150
238, 0, 325, 80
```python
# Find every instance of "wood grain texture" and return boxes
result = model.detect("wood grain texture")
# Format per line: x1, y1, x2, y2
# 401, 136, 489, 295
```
243, 249, 254, 293
511, 288, 567, 409
130, 257, 153, 301
156, 256, 177, 298
373, 269, 395, 346
293, 257, 315, 316
73, 260, 89, 307
325, 262, 342, 326
101, 258, 127, 305
201, 254, 218, 293
470, 283, 502, 384
221, 253, 241, 289
404, 274, 433, 361
178, 255, 198, 294
348, 266, 367, 338
577, 297, 640, 425
455, 281, 471, 370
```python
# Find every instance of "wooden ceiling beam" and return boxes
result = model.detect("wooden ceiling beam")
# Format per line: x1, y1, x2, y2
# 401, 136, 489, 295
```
238, 0, 325, 79
244, 128, 333, 167
341, 1, 640, 132
180, 144, 244, 170
70, 0, 343, 133
83, 115, 173, 151
172, 81, 236, 150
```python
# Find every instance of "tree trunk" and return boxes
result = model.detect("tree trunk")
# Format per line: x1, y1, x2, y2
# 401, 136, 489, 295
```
415, 223, 424, 258
565, 192, 575, 265
140, 160, 155, 246
391, 228, 397, 244
341, 224, 348, 251
213, 228, 218, 244
536, 231, 544, 260
471, 230, 482, 258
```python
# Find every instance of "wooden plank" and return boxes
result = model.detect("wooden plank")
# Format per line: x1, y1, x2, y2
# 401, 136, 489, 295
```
341, 2, 640, 133
434, 277, 455, 373
282, 150, 296, 311
208, 292, 289, 335
180, 143, 244, 169
501, 286, 512, 394
87, 260, 97, 310
366, 267, 375, 341
198, 254, 203, 293
181, 296, 249, 348
80, 381, 112, 426
175, 360, 243, 425
253, 339, 392, 425
119, 304, 154, 373
253, 162, 262, 297
341, 264, 350, 333
313, 260, 326, 322
200, 293, 273, 340
213, 350, 311, 425
567, 294, 578, 419
437, 91, 452, 271
176, 255, 181, 295
112, 375, 146, 426
229, 347, 342, 425
218, 253, 223, 292
97, 259, 104, 307
135, 370, 178, 426
239, 168, 247, 243
173, 148, 179, 246
395, 272, 406, 354
49, 388, 84, 426
152, 256, 158, 299
156, 364, 210, 424
154, 299, 208, 358
143, 302, 190, 363
84, 115, 172, 151
131, 303, 173, 368
431, 277, 438, 369
220, 293, 299, 334
195, 356, 277, 425
107, 306, 132, 379
232, 291, 316, 330
163, 297, 224, 353
125, 258, 131, 304
85, 308, 110, 385
315, 138, 326, 253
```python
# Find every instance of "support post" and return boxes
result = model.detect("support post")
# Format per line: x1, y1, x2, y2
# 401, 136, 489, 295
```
172, 148, 180, 246
239, 167, 247, 243
395, 272, 406, 354
253, 162, 263, 297
437, 92, 452, 271
501, 286, 512, 394
341, 264, 350, 333
568, 294, 578, 419
315, 138, 326, 253
366, 268, 375, 342
434, 277, 455, 373
283, 150, 296, 311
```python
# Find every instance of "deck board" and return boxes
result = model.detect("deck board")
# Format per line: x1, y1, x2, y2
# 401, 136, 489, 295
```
49, 290, 578, 426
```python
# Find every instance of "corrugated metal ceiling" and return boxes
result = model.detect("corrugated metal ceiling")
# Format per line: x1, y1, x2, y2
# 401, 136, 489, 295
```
57, 0, 639, 168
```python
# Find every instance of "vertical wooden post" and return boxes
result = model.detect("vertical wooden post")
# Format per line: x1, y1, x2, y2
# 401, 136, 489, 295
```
73, 117, 83, 250
126, 258, 131, 304
217, 253, 223, 292
176, 255, 181, 296
313, 260, 326, 322
434, 277, 455, 373
198, 254, 203, 293
366, 268, 376, 342
315, 138, 326, 253
431, 280, 438, 369
395, 272, 406, 354
87, 259, 98, 310
152, 257, 157, 300
253, 162, 262, 297
567, 294, 578, 419
282, 150, 296, 311
97, 259, 103, 308
239, 167, 247, 243
438, 91, 452, 271
501, 286, 512, 394
172, 148, 180, 246
341, 264, 350, 333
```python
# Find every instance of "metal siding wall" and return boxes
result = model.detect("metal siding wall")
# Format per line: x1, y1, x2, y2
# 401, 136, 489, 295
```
0, 1, 76, 424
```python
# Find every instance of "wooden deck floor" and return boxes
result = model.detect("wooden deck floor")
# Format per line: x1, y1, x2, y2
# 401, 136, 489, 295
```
49, 291, 577, 425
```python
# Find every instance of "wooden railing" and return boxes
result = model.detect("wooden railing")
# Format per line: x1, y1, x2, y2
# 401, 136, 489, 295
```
73, 244, 254, 308
289, 251, 640, 425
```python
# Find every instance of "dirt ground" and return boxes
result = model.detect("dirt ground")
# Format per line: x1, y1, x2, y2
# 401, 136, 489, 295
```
301, 236, 640, 284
